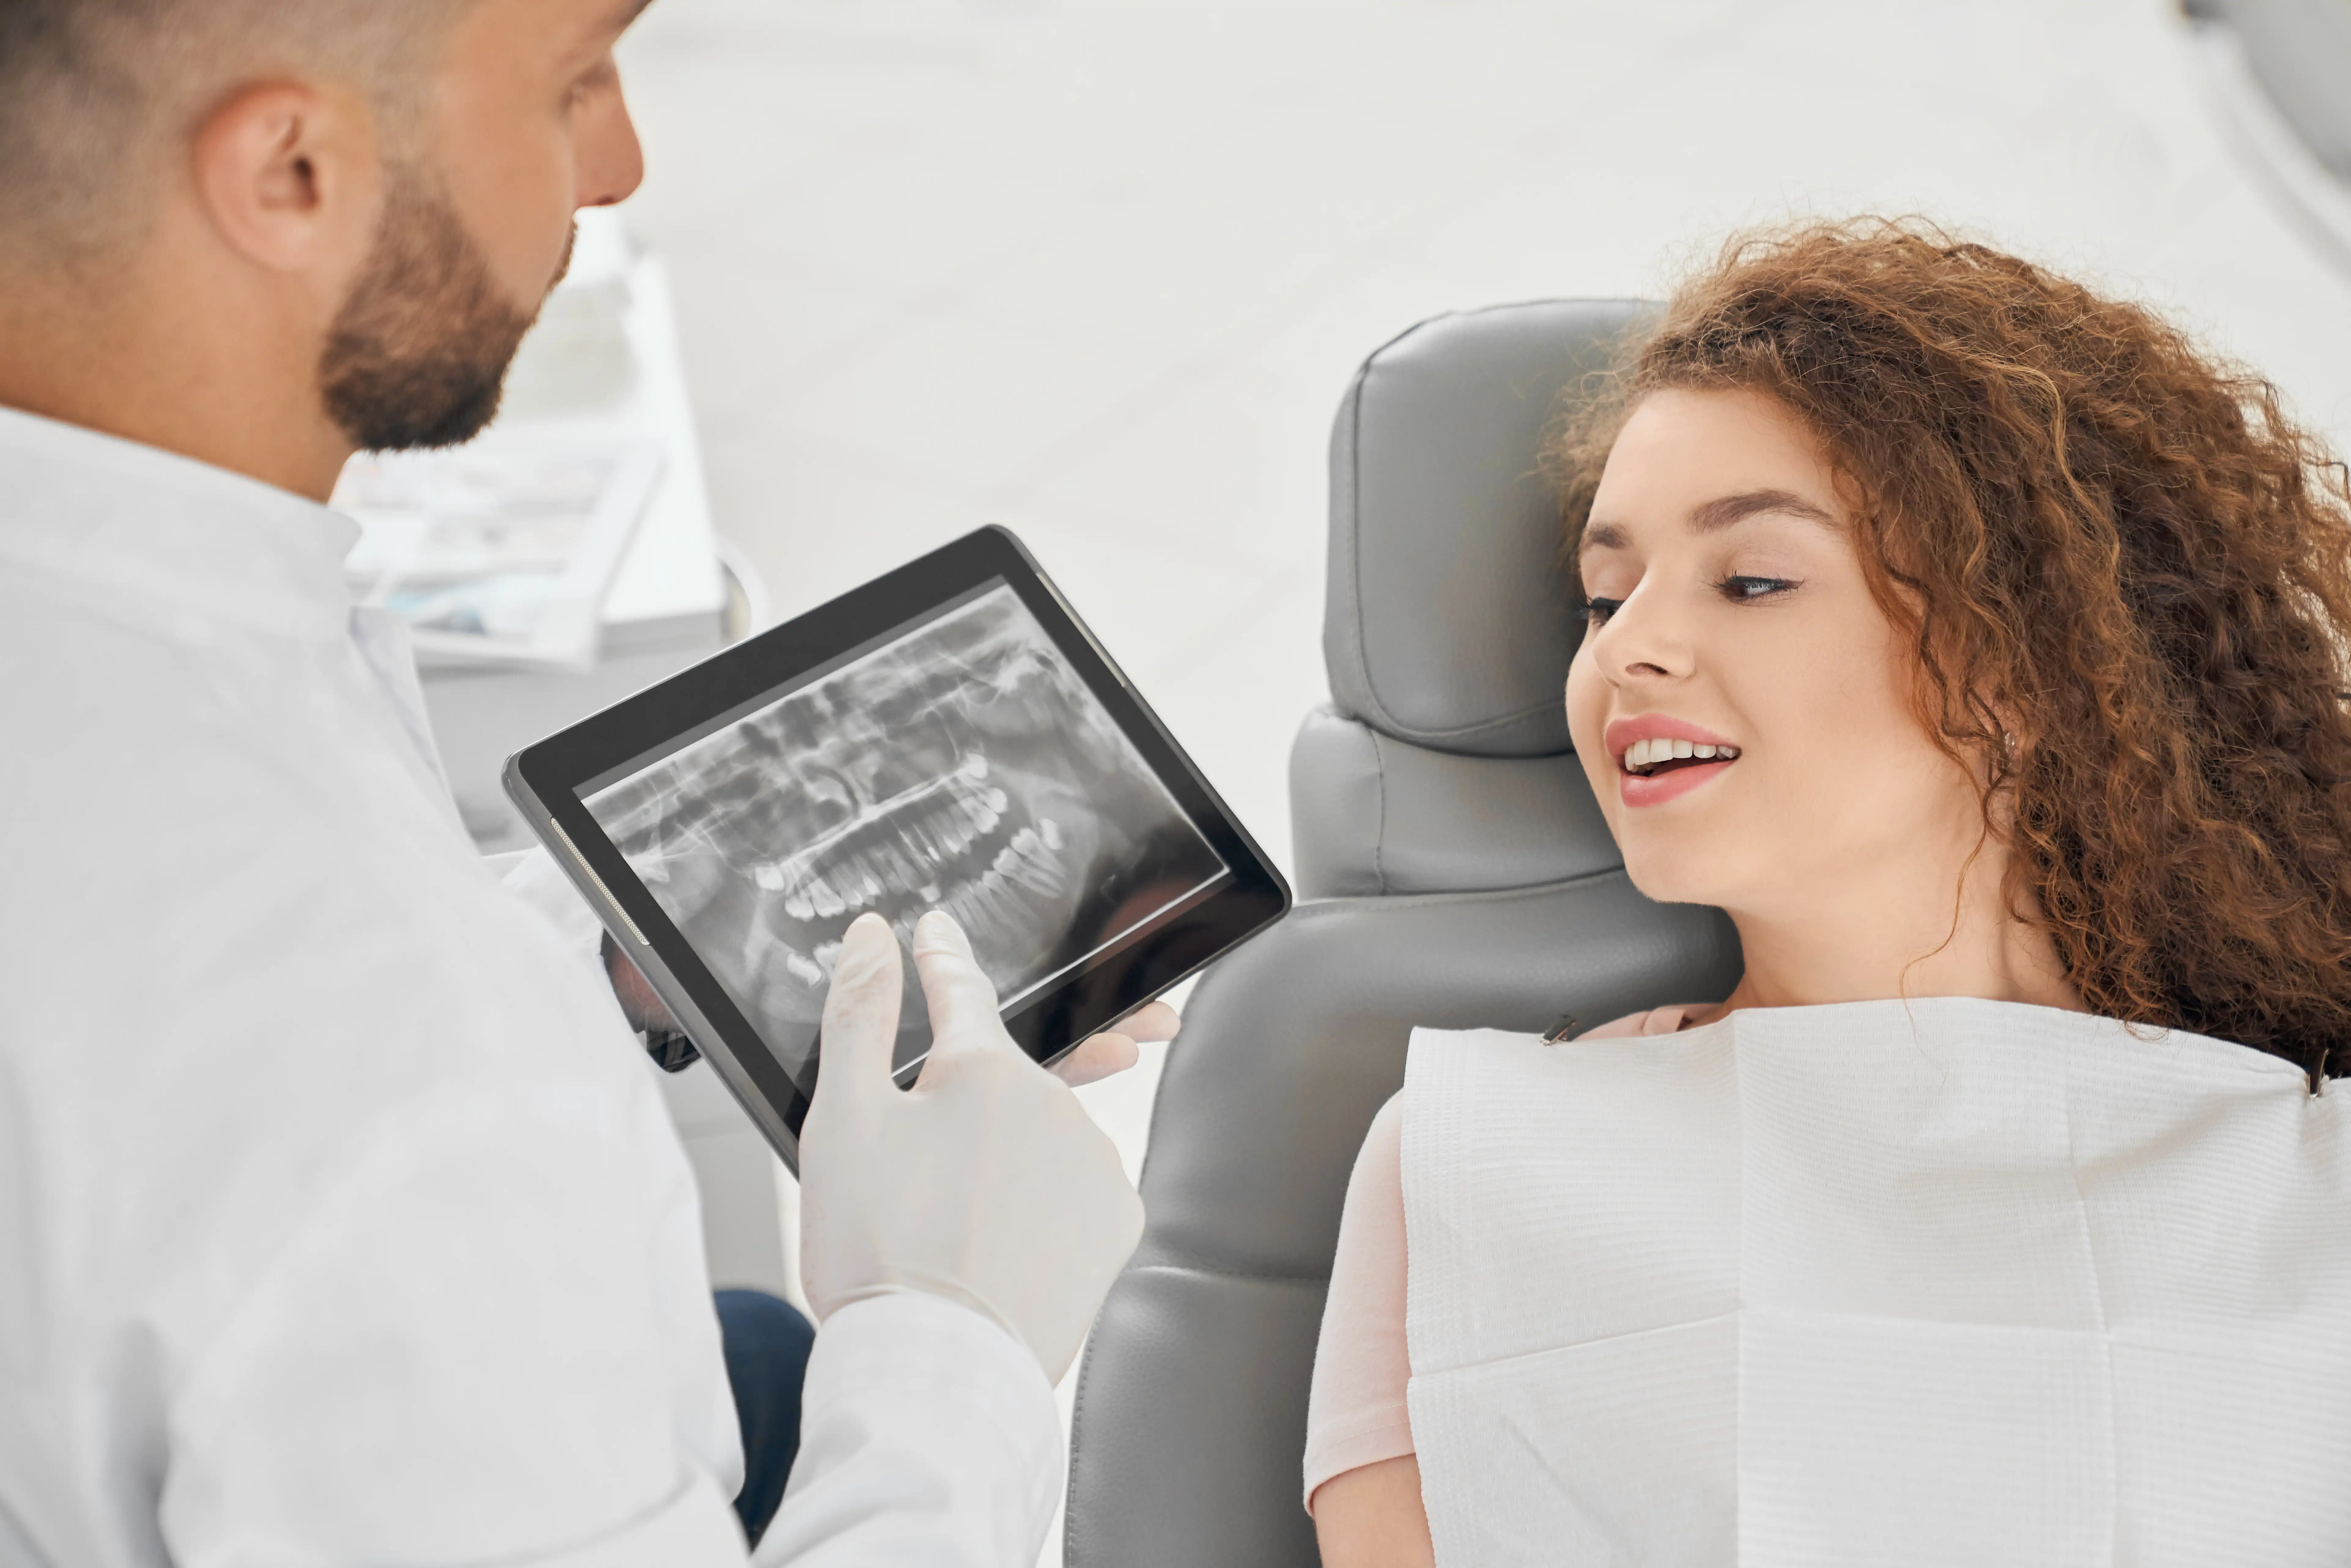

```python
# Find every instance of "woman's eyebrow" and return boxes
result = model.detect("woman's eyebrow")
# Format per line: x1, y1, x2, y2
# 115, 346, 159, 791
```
1689, 488, 1837, 533
1579, 522, 1628, 554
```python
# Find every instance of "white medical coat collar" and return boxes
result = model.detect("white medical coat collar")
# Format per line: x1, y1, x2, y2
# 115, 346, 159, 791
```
0, 401, 360, 642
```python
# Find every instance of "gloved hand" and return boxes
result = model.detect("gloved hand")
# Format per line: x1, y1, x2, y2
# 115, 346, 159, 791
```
593, 915, 1177, 1085
797, 910, 1147, 1383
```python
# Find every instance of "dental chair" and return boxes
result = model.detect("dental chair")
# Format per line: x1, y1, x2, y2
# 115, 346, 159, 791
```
1063, 300, 1743, 1568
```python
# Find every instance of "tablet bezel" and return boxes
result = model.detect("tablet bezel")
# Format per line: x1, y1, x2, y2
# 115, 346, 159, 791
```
504, 524, 1291, 1169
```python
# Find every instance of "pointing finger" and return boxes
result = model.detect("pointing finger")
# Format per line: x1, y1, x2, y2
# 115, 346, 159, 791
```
814, 913, 903, 1108
910, 911, 1013, 1074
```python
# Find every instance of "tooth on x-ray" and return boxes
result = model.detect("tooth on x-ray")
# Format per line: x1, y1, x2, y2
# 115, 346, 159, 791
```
584, 583, 1229, 1083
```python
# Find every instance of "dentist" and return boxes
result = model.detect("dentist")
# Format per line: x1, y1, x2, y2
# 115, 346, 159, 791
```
0, 0, 1165, 1563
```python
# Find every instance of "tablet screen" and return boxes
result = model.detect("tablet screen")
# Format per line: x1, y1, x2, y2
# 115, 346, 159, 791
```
579, 579, 1230, 1087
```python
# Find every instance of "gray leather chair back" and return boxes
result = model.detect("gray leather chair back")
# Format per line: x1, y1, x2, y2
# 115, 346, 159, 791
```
1063, 301, 1742, 1568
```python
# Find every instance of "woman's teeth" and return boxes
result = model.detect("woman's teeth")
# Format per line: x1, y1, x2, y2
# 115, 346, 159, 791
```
1621, 737, 1741, 775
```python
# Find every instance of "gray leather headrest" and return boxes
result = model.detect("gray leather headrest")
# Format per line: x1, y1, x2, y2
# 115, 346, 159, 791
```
1324, 299, 1650, 758
1289, 705, 1618, 899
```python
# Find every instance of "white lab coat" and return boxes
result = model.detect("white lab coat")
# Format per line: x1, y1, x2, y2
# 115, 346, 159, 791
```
0, 405, 1060, 1567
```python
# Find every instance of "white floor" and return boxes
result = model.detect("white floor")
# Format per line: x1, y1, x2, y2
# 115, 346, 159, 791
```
609, 1, 2351, 1558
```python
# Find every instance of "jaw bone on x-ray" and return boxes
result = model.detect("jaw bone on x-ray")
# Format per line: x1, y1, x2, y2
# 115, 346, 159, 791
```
586, 583, 1227, 1081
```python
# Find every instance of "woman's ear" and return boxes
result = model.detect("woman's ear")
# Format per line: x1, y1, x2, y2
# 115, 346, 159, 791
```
1975, 693, 2026, 793
189, 80, 381, 280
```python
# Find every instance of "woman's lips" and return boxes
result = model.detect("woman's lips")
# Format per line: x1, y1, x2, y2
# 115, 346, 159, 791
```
1618, 761, 1731, 807
1603, 714, 1741, 809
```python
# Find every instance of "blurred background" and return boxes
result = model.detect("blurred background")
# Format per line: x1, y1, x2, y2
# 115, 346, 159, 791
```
402, 5, 2351, 1556
608, 0, 2351, 889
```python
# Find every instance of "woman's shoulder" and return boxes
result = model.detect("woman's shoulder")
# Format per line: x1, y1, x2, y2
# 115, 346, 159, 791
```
1306, 1090, 1415, 1511
1575, 1004, 1707, 1040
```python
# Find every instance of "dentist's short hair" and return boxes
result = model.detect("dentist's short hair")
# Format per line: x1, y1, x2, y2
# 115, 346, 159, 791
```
0, 0, 466, 264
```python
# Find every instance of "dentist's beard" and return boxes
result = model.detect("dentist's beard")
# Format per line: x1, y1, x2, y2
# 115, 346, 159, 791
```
318, 176, 573, 452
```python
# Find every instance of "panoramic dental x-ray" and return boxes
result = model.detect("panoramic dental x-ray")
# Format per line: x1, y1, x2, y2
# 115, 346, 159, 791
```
586, 583, 1227, 1082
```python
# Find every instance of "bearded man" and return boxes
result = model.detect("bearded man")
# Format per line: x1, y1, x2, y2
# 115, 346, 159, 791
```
0, 2, 1169, 1563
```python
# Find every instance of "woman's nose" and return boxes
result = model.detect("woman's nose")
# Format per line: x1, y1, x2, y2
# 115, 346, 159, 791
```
1589, 590, 1688, 681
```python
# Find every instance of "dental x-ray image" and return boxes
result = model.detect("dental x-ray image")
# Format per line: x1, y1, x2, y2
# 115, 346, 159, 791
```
584, 581, 1228, 1083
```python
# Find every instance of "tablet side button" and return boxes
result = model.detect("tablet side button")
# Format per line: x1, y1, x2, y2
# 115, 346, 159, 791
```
552, 819, 650, 948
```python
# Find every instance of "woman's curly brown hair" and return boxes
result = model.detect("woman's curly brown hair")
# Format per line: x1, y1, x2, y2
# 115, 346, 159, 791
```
1550, 219, 2351, 1082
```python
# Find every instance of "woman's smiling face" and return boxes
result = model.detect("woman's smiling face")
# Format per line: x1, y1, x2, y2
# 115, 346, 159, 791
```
1565, 387, 1980, 920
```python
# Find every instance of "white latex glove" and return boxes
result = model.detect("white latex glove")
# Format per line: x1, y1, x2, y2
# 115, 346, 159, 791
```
798, 910, 1147, 1383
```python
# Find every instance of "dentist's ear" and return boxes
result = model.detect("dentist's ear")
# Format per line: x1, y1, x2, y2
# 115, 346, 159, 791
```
190, 80, 380, 286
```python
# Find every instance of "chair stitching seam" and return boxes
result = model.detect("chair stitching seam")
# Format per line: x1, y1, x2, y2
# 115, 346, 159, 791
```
1341, 363, 1379, 727
1343, 319, 1443, 740
1292, 862, 1630, 912
1126, 1257, 1332, 1286
1065, 1310, 1103, 1562
1381, 693, 1572, 747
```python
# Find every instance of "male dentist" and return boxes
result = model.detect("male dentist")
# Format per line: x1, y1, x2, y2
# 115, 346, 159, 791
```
0, 0, 1169, 1563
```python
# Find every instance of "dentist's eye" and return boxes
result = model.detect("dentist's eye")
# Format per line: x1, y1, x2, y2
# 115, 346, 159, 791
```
1582, 596, 1624, 625
1716, 575, 1800, 603
568, 58, 619, 107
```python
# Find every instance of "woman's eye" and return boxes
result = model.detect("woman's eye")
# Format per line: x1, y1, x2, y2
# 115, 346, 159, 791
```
1582, 595, 1625, 625
1717, 575, 1799, 602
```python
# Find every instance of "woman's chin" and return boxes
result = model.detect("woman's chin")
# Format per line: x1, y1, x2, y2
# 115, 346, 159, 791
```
1615, 841, 1743, 911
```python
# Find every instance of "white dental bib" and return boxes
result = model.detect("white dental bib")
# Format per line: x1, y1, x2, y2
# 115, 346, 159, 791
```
1400, 998, 2351, 1566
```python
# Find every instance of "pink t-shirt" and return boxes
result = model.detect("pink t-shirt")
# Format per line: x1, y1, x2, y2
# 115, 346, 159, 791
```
1300, 1005, 1700, 1513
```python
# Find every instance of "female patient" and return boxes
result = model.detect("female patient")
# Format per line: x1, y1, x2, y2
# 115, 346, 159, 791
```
1307, 222, 2351, 1566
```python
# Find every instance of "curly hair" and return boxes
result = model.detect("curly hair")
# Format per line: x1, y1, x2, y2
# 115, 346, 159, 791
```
1549, 219, 2351, 1082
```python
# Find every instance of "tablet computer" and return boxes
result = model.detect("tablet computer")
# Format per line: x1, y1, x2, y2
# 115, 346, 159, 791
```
504, 525, 1290, 1168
